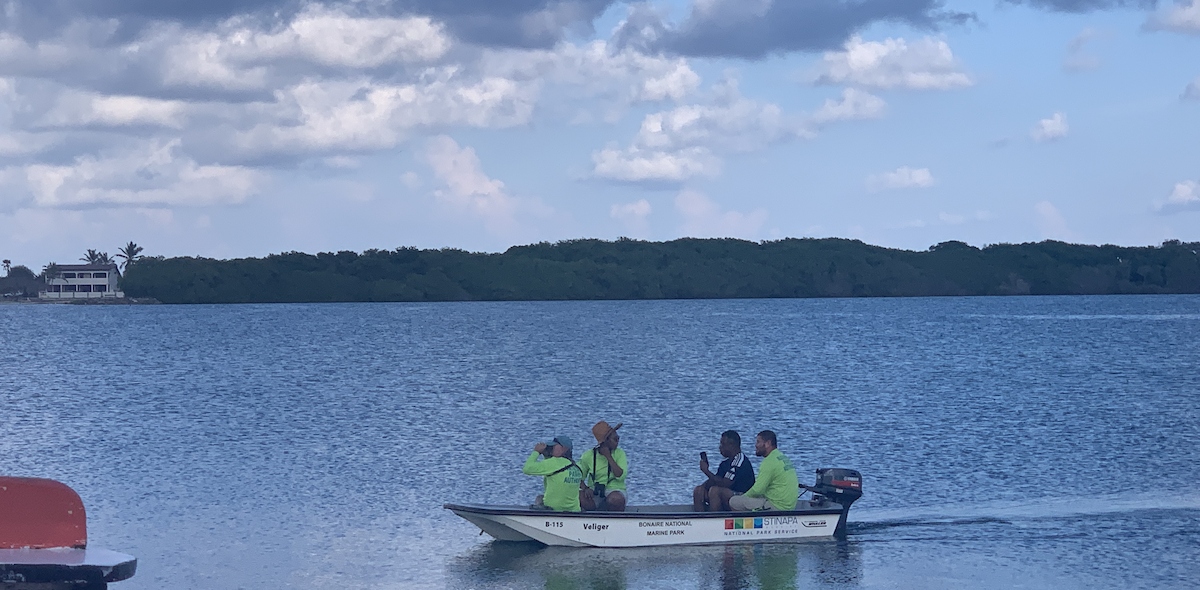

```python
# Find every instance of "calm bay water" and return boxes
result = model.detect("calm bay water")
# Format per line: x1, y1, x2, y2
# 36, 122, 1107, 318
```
2, 295, 1198, 589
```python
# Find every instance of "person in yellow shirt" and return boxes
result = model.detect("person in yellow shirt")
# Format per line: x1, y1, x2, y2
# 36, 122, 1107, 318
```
730, 430, 798, 511
579, 421, 627, 511
523, 436, 583, 512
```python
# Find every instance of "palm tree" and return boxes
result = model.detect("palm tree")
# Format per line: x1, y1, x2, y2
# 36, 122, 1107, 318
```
116, 242, 144, 271
42, 262, 60, 282
80, 250, 114, 265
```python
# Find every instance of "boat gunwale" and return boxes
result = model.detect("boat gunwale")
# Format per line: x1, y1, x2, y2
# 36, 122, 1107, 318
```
444, 502, 845, 520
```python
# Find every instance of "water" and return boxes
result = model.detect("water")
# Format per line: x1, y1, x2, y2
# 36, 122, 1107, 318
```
2, 295, 1198, 589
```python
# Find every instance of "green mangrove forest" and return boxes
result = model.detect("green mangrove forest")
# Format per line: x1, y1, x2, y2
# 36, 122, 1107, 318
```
115, 238, 1200, 304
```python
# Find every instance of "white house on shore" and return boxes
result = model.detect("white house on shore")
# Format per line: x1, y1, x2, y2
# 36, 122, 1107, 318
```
40, 264, 125, 299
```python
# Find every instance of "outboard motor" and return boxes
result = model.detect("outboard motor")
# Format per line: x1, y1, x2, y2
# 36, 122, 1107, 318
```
805, 468, 863, 537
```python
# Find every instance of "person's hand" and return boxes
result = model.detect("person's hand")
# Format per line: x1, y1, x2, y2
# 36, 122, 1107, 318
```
700, 456, 709, 472
534, 442, 547, 454
599, 445, 612, 458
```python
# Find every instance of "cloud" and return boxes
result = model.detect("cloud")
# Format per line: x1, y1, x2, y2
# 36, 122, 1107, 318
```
37, 92, 187, 128
1154, 180, 1200, 213
231, 74, 540, 158
813, 36, 973, 90
3, 0, 619, 50
1005, 0, 1155, 13
421, 135, 518, 231
611, 199, 652, 234
1031, 112, 1069, 142
1184, 77, 1200, 99
1063, 28, 1104, 71
867, 167, 936, 191
482, 40, 701, 108
1034, 200, 1072, 240
675, 190, 766, 239
812, 88, 887, 123
591, 78, 807, 183
1145, 0, 1200, 34
10, 139, 262, 208
614, 0, 973, 59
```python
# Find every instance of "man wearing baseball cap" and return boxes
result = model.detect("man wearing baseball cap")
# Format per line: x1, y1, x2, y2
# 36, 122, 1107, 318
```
579, 421, 627, 512
523, 436, 583, 512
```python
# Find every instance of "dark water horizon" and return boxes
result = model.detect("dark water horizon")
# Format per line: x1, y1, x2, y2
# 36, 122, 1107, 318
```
3, 295, 1198, 589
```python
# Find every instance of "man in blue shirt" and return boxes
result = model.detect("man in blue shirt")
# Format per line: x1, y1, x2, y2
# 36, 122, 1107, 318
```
693, 430, 755, 512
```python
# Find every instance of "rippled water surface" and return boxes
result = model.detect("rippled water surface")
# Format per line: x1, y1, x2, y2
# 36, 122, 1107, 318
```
2, 295, 1198, 589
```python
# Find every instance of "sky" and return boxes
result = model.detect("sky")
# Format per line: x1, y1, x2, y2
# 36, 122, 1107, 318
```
0, 0, 1198, 268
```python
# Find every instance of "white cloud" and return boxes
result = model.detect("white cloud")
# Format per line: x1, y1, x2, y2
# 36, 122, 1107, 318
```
1063, 28, 1103, 72
675, 190, 767, 239
486, 41, 700, 105
867, 167, 935, 191
421, 135, 518, 231
592, 146, 717, 183
38, 93, 187, 128
233, 73, 539, 157
611, 199, 652, 235
1154, 180, 1200, 213
591, 79, 804, 183
1146, 1, 1200, 34
15, 139, 261, 208
1031, 112, 1069, 142
812, 88, 887, 123
814, 36, 972, 90
156, 8, 450, 91
1034, 201, 1072, 240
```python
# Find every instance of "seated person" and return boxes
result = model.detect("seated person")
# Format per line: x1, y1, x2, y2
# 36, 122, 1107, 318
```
693, 430, 755, 512
730, 430, 799, 511
579, 421, 627, 512
522, 436, 582, 512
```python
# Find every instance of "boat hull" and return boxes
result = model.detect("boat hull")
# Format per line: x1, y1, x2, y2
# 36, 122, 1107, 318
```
445, 503, 846, 548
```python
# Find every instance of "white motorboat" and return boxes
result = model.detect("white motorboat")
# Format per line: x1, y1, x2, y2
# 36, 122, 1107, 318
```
446, 468, 862, 548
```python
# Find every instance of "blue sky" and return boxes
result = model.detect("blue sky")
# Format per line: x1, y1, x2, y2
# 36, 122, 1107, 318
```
0, 0, 1197, 268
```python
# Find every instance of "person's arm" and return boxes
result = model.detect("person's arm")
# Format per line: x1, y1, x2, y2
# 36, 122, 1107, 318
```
703, 458, 735, 488
523, 445, 562, 476
742, 457, 776, 498
599, 446, 624, 478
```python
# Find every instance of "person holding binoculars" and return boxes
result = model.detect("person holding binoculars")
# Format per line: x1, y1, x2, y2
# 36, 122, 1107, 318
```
523, 436, 583, 512
579, 421, 627, 512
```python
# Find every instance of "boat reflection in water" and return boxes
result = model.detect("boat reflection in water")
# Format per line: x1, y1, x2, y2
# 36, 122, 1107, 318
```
448, 539, 863, 590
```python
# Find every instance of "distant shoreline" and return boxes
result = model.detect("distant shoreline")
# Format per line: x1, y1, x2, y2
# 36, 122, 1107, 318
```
114, 237, 1200, 305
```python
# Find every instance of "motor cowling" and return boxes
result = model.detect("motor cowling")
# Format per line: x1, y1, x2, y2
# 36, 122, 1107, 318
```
807, 468, 862, 537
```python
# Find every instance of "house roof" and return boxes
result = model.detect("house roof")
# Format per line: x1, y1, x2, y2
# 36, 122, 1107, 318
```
55, 264, 119, 272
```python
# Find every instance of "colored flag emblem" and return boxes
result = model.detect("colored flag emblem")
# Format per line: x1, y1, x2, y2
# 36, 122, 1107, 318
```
725, 519, 734, 530
754, 518, 763, 529
742, 518, 754, 529
734, 519, 744, 529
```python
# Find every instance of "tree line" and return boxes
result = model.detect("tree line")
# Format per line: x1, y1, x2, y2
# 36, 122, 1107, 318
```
116, 238, 1200, 304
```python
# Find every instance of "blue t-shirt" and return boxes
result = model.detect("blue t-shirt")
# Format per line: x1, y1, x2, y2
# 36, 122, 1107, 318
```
716, 452, 755, 493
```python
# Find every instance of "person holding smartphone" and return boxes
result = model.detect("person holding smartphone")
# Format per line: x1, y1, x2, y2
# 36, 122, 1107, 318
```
693, 430, 755, 512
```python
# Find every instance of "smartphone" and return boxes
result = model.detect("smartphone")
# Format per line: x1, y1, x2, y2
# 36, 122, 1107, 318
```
700, 451, 708, 461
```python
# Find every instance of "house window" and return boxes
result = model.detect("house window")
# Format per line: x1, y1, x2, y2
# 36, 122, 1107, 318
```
78, 273, 92, 278
93, 272, 106, 278
94, 285, 107, 292
78, 284, 92, 292
62, 273, 76, 278
64, 285, 77, 292
50, 285, 61, 292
